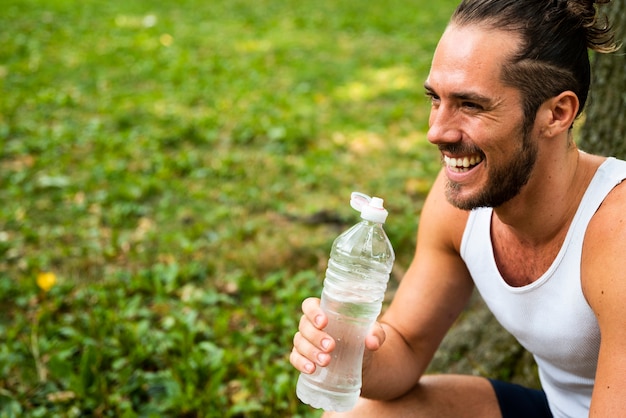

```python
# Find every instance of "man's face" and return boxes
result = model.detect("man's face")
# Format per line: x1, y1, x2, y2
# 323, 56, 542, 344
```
424, 24, 537, 210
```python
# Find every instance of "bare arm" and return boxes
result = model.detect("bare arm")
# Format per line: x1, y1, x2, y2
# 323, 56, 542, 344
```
359, 170, 474, 399
583, 182, 626, 416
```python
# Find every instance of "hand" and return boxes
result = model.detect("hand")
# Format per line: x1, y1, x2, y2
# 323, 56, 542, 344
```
290, 297, 386, 374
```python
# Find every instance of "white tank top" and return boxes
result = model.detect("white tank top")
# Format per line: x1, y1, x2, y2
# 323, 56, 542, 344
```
460, 157, 626, 417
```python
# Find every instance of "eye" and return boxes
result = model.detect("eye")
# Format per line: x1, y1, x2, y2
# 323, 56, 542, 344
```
425, 91, 440, 105
461, 101, 484, 111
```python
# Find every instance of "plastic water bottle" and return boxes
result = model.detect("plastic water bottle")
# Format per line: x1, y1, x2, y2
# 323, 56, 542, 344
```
296, 192, 395, 412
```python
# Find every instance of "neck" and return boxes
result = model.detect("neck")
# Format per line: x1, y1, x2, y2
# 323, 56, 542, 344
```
493, 147, 598, 247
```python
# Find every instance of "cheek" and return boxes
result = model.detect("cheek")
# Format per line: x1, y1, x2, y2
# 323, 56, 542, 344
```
473, 128, 517, 159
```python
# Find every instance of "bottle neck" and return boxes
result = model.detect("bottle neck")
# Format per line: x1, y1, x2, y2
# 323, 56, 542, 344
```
360, 219, 383, 227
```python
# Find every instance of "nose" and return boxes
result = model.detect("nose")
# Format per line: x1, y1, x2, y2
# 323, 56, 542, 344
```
427, 104, 461, 145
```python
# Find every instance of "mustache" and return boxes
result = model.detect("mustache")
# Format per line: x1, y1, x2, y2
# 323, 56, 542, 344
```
438, 144, 483, 155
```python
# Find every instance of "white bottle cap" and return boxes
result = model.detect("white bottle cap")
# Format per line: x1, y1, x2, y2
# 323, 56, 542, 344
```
350, 192, 389, 224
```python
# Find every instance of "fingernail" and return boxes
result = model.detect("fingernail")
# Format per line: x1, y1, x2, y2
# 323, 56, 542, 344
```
314, 315, 323, 327
304, 362, 314, 373
317, 353, 329, 364
321, 338, 331, 350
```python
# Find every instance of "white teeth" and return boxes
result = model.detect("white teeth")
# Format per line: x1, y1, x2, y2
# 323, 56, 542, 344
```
444, 155, 482, 172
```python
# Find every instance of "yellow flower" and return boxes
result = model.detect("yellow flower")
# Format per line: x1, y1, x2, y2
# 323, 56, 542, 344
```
36, 272, 57, 292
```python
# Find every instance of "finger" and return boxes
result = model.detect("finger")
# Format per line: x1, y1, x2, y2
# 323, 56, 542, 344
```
290, 335, 316, 374
302, 297, 327, 329
292, 330, 332, 372
364, 321, 386, 351
298, 315, 335, 358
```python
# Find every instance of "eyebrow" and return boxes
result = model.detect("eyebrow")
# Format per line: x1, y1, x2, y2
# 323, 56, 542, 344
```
424, 82, 493, 105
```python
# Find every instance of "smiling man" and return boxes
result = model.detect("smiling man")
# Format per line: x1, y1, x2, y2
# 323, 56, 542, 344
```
291, 0, 623, 417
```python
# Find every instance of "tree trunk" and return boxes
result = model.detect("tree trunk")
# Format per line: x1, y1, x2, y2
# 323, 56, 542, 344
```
579, 0, 626, 157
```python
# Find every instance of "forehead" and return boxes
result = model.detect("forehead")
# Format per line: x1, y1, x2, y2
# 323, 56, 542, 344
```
426, 24, 521, 95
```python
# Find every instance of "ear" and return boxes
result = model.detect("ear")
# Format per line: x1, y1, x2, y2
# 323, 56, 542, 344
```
538, 91, 580, 137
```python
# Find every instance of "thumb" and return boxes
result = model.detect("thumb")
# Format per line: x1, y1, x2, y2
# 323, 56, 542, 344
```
364, 322, 386, 351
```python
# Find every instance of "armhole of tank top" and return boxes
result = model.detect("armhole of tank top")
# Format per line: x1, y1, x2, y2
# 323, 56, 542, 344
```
460, 209, 479, 260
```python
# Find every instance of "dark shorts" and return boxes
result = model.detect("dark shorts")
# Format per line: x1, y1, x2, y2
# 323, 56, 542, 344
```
488, 379, 553, 418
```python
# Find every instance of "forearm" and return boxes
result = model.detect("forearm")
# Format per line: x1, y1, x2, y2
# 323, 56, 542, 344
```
360, 322, 432, 400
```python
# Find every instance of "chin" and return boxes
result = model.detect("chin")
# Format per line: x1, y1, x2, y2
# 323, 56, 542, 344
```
445, 191, 480, 211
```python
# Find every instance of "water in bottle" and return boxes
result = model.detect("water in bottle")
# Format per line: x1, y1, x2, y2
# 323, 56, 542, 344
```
296, 192, 395, 412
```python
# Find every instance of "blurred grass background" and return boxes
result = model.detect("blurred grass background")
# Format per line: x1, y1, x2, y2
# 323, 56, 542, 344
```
0, 0, 458, 416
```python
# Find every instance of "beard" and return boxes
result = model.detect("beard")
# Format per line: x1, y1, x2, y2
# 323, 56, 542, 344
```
444, 123, 538, 211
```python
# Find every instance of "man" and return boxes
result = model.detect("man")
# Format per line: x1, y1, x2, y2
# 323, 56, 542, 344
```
290, 0, 623, 416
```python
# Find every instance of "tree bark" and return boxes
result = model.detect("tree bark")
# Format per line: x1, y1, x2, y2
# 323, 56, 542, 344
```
579, 0, 626, 157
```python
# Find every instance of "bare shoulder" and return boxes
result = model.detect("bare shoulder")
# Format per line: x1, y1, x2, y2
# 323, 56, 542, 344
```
583, 178, 626, 314
418, 169, 471, 252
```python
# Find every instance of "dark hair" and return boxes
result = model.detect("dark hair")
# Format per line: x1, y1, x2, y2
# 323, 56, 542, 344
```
451, 0, 619, 129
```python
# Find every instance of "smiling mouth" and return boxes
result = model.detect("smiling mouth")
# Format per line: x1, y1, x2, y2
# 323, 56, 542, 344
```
444, 154, 483, 173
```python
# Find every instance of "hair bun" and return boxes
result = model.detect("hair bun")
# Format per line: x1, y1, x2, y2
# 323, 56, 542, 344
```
567, 0, 618, 52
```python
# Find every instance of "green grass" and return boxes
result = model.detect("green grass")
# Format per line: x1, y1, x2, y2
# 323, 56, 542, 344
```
0, 0, 457, 416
